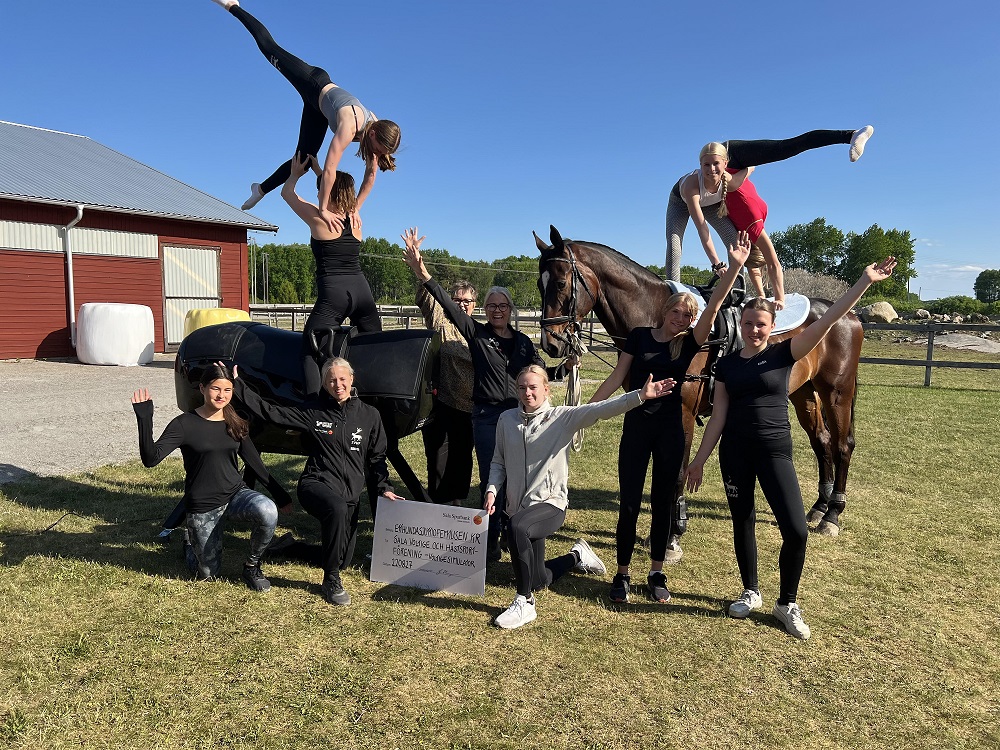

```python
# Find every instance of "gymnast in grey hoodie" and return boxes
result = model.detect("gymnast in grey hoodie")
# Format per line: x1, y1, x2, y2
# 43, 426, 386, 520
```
485, 365, 674, 629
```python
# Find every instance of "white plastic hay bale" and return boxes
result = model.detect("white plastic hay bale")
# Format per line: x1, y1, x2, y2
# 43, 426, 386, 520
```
77, 303, 155, 366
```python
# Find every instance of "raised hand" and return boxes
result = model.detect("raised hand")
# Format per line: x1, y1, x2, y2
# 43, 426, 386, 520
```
131, 388, 151, 404
289, 151, 311, 179
400, 227, 430, 280
864, 257, 897, 284
728, 230, 752, 270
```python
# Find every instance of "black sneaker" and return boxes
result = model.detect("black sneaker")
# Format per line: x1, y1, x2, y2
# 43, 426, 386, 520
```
609, 573, 631, 603
241, 563, 271, 592
321, 572, 351, 606
647, 571, 671, 603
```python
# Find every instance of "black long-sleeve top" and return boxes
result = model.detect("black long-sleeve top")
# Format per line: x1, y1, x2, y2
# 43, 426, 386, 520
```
423, 278, 546, 408
133, 401, 288, 514
233, 380, 393, 500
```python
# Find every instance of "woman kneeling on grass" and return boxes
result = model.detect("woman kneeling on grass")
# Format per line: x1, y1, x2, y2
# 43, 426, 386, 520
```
485, 365, 675, 629
132, 364, 291, 591
685, 257, 897, 639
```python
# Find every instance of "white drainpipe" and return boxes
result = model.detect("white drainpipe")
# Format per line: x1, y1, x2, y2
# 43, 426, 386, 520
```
63, 205, 84, 347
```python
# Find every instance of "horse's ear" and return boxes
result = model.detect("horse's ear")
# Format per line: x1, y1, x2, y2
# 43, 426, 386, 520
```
549, 225, 565, 252
533, 231, 550, 253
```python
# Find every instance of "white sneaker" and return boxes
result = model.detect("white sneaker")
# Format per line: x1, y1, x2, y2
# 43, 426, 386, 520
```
849, 125, 874, 162
210, 0, 239, 9
494, 595, 537, 630
728, 589, 763, 619
241, 182, 264, 210
571, 538, 607, 575
772, 602, 811, 640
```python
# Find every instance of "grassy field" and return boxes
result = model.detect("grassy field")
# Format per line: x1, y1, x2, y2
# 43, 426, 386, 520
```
1, 338, 998, 749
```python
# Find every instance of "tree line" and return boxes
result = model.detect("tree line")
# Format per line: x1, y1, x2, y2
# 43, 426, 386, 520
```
251, 217, 924, 308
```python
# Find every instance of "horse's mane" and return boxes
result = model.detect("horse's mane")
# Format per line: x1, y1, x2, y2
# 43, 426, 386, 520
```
570, 240, 666, 287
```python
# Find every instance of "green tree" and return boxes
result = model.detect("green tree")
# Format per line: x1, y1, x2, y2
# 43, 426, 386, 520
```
271, 279, 298, 304
973, 269, 1000, 303
359, 237, 412, 303
492, 255, 542, 308
771, 218, 846, 274
839, 225, 916, 299
253, 243, 315, 303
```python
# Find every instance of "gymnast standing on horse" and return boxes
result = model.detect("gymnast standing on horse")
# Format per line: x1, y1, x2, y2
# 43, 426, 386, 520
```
282, 152, 381, 397
665, 127, 875, 287
589, 232, 753, 604
211, 0, 400, 233
401, 230, 571, 562
685, 257, 896, 639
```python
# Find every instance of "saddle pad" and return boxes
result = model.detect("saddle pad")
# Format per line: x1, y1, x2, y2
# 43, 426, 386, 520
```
771, 293, 810, 334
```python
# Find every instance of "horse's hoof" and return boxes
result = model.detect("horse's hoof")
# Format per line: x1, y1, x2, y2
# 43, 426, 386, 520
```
663, 543, 684, 565
806, 508, 826, 525
816, 520, 841, 537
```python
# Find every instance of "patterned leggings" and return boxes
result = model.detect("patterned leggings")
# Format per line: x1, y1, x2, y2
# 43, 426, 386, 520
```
185, 488, 278, 579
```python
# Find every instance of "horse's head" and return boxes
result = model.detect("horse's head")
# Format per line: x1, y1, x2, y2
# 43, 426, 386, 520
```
534, 225, 599, 358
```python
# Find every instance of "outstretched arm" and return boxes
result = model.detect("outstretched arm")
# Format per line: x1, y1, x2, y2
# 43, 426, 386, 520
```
691, 230, 752, 345
281, 153, 342, 234
588, 351, 634, 402
131, 389, 183, 468
790, 257, 897, 360
682, 176, 726, 273
356, 158, 377, 212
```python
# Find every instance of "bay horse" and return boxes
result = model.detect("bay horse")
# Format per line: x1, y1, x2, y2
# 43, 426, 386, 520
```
534, 225, 863, 555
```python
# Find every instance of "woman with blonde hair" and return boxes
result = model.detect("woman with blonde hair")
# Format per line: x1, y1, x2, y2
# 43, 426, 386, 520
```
665, 128, 875, 285
486, 365, 674, 629
211, 0, 400, 234
590, 233, 752, 604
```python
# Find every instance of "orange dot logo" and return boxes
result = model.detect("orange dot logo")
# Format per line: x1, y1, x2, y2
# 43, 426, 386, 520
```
473, 515, 483, 525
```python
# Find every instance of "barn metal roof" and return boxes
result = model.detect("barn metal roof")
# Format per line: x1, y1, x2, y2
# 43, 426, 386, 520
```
0, 121, 278, 231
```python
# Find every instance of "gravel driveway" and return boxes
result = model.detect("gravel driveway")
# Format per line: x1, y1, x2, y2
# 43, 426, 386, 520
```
0, 355, 182, 484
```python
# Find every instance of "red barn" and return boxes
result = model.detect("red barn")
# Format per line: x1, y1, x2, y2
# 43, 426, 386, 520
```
0, 120, 277, 359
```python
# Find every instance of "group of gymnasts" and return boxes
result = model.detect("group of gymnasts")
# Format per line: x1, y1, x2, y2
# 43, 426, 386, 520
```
132, 0, 896, 639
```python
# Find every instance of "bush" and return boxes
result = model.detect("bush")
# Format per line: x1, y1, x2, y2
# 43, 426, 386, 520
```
925, 296, 985, 316
782, 268, 849, 300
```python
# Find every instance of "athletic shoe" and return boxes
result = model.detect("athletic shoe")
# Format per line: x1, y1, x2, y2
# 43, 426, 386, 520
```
241, 183, 264, 211
210, 0, 239, 9
494, 595, 537, 630
646, 571, 671, 603
772, 602, 811, 640
571, 538, 607, 575
609, 573, 631, 603
321, 572, 351, 606
728, 589, 763, 619
849, 125, 874, 162
241, 563, 271, 592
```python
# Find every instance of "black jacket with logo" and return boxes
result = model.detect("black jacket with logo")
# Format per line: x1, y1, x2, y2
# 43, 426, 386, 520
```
233, 379, 393, 500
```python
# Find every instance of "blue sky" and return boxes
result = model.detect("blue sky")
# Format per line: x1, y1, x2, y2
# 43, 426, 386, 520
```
4, 0, 996, 298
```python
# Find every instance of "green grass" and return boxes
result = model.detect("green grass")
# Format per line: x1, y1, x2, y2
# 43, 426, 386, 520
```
1, 340, 998, 749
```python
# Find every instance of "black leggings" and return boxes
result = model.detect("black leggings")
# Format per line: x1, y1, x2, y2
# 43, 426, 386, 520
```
724, 130, 854, 170
301, 273, 382, 396
421, 401, 474, 503
231, 6, 333, 195
506, 503, 577, 597
297, 478, 359, 576
719, 433, 808, 605
616, 411, 685, 567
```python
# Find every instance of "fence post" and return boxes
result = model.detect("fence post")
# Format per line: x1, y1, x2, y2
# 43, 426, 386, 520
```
924, 325, 936, 387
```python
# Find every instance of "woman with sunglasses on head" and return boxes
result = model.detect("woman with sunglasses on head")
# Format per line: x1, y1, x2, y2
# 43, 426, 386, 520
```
132, 364, 292, 591
401, 228, 572, 561
685, 257, 896, 639
210, 0, 400, 234
589, 232, 753, 605
405, 241, 479, 506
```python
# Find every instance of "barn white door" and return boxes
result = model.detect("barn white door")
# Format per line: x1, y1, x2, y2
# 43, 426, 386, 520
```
163, 245, 221, 346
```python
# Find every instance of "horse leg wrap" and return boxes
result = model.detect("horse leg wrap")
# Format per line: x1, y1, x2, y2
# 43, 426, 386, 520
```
807, 482, 834, 525
818, 492, 847, 537
673, 496, 688, 536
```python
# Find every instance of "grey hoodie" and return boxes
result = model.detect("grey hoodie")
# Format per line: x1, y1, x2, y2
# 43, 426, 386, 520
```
486, 390, 643, 516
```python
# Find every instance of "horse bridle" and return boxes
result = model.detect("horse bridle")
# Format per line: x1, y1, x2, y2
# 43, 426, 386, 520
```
539, 243, 597, 357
